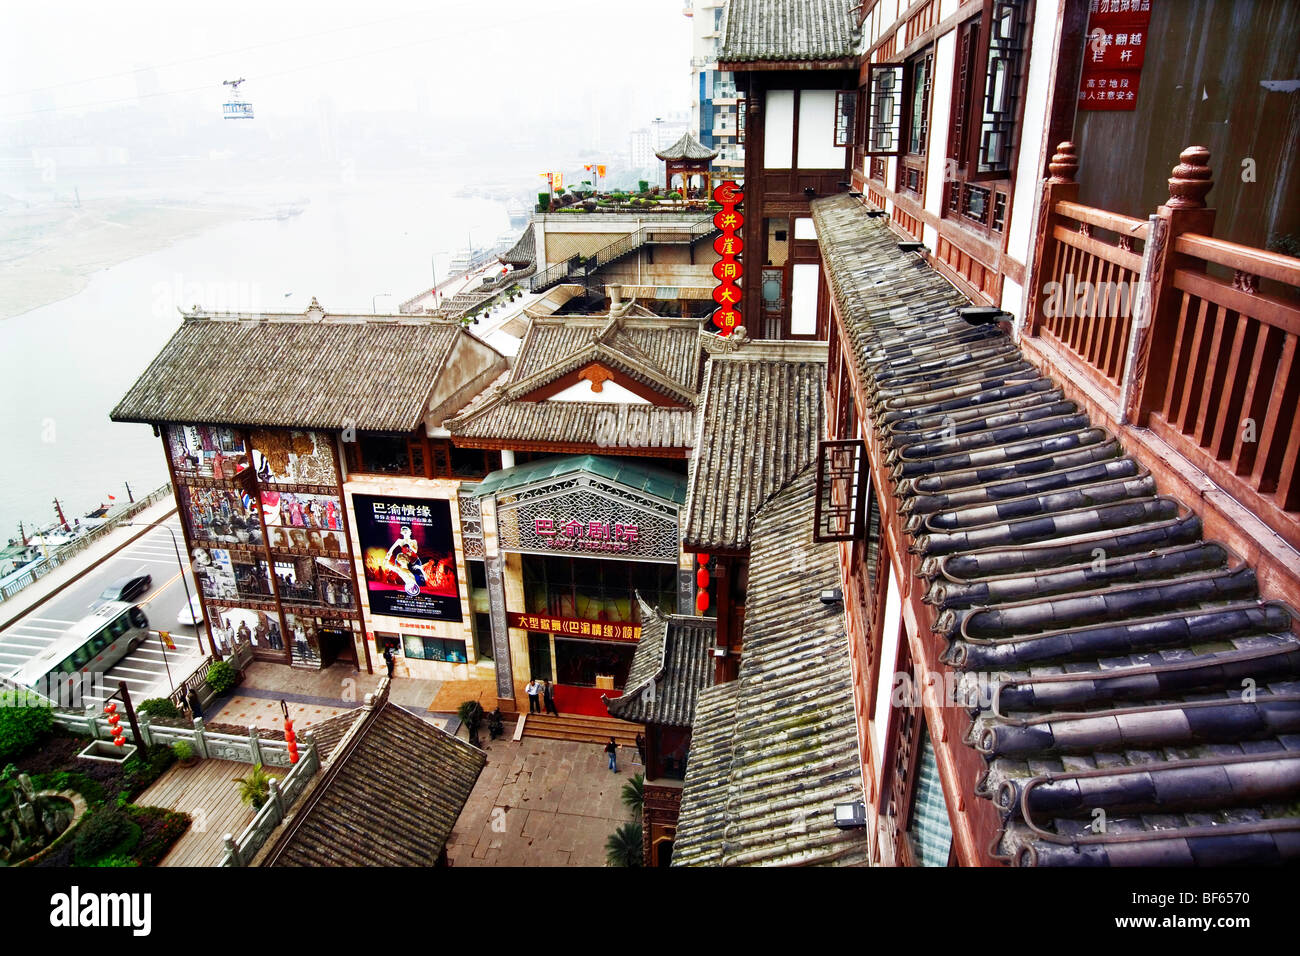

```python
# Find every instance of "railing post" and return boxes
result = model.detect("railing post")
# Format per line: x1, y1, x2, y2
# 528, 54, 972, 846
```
223, 832, 242, 867
192, 717, 209, 759
267, 778, 285, 821
1125, 146, 1217, 426
1023, 142, 1080, 338
138, 715, 153, 748
248, 726, 264, 766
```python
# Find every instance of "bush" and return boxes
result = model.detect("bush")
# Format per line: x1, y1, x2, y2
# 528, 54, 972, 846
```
205, 660, 238, 695
605, 821, 643, 867
233, 763, 275, 809
0, 691, 55, 764
138, 698, 180, 720
73, 808, 136, 864
172, 740, 194, 762
638, 180, 649, 193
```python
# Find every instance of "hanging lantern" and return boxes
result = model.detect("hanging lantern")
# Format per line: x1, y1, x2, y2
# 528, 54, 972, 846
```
103, 703, 117, 714
696, 590, 710, 613
697, 567, 710, 590
697, 553, 710, 565
113, 737, 125, 747
284, 718, 299, 764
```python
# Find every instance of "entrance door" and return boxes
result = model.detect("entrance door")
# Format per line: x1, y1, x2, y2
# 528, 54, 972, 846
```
528, 632, 552, 680
318, 627, 353, 668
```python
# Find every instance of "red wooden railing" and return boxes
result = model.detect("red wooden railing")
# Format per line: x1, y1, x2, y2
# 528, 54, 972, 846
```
1027, 143, 1300, 551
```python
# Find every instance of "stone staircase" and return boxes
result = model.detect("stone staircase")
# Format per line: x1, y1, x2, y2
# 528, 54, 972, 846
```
522, 712, 643, 748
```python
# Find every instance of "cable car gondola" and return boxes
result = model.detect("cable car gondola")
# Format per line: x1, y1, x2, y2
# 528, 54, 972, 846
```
222, 77, 254, 119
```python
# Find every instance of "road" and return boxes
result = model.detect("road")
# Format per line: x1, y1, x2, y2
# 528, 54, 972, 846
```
0, 518, 207, 708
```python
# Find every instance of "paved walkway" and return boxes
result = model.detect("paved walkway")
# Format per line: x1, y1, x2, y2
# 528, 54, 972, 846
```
447, 735, 644, 867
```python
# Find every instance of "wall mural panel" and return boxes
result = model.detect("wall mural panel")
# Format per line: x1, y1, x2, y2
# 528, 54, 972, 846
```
250, 429, 338, 486
207, 605, 285, 655
181, 487, 264, 547
165, 424, 249, 480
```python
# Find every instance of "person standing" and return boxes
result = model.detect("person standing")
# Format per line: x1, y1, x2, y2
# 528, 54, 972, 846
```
526, 678, 541, 714
605, 737, 618, 772
383, 644, 396, 679
543, 679, 559, 716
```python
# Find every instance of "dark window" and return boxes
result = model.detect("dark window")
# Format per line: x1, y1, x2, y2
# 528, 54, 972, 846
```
993, 192, 1008, 232
473, 612, 493, 660
834, 90, 857, 147
947, 0, 1028, 182
866, 63, 904, 155
907, 50, 934, 156
522, 556, 676, 623
357, 434, 410, 475
450, 445, 495, 479
402, 634, 467, 663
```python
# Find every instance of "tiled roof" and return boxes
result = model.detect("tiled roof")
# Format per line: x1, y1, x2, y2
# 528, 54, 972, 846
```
811, 193, 1300, 867
500, 225, 535, 267
605, 598, 716, 726
262, 699, 485, 867
673, 468, 871, 866
472, 454, 688, 505
446, 315, 704, 448
655, 131, 718, 162
683, 346, 825, 552
719, 0, 859, 65
111, 307, 465, 432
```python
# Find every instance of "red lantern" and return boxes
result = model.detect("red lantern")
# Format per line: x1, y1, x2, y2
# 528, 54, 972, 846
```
697, 553, 710, 565
103, 703, 117, 714
113, 737, 125, 747
697, 567, 710, 590
695, 591, 710, 613
713, 233, 743, 257
713, 209, 744, 231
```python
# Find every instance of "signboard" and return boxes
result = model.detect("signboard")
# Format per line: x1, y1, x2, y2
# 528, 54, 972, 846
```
813, 440, 868, 542
496, 484, 681, 564
508, 612, 642, 643
486, 551, 514, 699
353, 494, 462, 622
1079, 0, 1152, 111
711, 180, 744, 336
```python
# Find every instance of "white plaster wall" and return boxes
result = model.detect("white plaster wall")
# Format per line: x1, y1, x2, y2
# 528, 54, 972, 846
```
765, 90, 795, 169
1006, 1, 1063, 268
797, 89, 846, 169
547, 379, 651, 404
925, 29, 958, 217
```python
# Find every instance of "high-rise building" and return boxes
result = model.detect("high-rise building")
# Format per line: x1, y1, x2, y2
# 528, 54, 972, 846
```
684, 1, 744, 176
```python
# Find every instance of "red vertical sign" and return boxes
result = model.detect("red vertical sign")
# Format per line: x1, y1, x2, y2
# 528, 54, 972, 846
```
711, 181, 744, 336
1078, 0, 1152, 111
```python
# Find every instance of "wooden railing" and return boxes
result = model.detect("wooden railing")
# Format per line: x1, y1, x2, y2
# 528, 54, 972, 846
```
1027, 143, 1300, 551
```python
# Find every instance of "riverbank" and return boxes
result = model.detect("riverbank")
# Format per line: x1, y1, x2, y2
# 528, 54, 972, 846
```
0, 196, 257, 320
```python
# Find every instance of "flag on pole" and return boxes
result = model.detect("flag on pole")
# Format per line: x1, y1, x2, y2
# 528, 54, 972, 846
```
159, 631, 176, 651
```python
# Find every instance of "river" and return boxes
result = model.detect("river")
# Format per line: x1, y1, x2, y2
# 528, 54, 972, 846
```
0, 180, 511, 538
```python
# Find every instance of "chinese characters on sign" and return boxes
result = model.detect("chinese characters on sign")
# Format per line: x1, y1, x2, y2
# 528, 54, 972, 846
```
711, 180, 744, 336
508, 611, 642, 643
353, 493, 462, 622
1079, 0, 1152, 111
533, 517, 640, 555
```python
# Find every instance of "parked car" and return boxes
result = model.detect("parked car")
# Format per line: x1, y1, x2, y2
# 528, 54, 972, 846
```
177, 593, 204, 627
92, 573, 152, 609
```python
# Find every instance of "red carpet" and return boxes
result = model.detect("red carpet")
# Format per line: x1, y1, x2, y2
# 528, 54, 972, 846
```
551, 684, 623, 718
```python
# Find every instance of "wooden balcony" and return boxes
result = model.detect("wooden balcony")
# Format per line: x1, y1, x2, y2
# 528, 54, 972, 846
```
1024, 142, 1300, 587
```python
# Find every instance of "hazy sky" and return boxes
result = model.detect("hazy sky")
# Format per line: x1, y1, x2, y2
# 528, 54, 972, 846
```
0, 0, 694, 129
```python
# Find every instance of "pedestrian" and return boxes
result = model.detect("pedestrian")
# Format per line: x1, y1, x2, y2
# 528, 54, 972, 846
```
605, 737, 618, 772
187, 686, 204, 720
526, 678, 541, 714
383, 644, 395, 679
543, 679, 559, 716
635, 732, 646, 765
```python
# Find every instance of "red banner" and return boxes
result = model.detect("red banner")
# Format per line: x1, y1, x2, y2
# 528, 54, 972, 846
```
711, 180, 744, 336
1078, 1, 1152, 111
508, 611, 642, 643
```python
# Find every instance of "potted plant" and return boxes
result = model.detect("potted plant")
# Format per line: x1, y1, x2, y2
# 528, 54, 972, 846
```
171, 740, 196, 768
232, 764, 275, 810
205, 660, 238, 696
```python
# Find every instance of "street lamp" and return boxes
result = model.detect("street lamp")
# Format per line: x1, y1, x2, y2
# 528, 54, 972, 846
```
119, 522, 206, 661
372, 292, 393, 314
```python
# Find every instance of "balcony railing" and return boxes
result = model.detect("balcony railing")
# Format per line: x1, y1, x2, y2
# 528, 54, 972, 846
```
1026, 143, 1300, 550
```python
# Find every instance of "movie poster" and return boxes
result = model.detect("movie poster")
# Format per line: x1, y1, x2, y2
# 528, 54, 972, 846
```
353, 494, 462, 622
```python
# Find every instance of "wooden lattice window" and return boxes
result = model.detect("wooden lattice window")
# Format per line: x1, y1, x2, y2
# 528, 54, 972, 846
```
835, 90, 858, 147
865, 64, 904, 155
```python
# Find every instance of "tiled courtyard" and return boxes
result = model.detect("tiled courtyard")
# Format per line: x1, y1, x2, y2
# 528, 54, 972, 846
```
448, 735, 643, 867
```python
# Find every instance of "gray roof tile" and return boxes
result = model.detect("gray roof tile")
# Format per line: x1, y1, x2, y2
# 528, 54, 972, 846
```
720, 0, 859, 65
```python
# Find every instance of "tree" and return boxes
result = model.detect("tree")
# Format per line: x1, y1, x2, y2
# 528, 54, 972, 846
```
621, 772, 644, 818
605, 821, 643, 867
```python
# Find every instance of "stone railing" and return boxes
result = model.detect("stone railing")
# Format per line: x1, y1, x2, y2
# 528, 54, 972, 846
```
220, 733, 321, 867
0, 483, 173, 603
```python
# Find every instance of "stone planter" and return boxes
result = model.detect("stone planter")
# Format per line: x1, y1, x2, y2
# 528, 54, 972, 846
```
77, 740, 138, 764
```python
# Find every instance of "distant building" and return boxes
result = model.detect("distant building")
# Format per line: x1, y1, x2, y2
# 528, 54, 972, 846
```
684, 0, 745, 175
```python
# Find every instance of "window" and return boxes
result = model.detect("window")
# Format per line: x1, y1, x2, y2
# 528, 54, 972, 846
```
947, 0, 1028, 182
907, 725, 954, 866
402, 634, 467, 663
907, 51, 934, 156
865, 64, 904, 155
834, 90, 857, 147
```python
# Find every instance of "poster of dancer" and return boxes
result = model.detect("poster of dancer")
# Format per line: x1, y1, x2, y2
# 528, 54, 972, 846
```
353, 494, 462, 621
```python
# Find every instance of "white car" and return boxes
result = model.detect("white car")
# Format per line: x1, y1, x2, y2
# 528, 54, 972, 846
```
177, 593, 204, 626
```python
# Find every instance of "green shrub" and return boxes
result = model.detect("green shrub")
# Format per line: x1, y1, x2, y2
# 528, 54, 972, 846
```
94, 853, 139, 867
233, 764, 275, 809
138, 698, 180, 720
172, 740, 194, 762
73, 808, 136, 864
605, 821, 643, 867
205, 660, 238, 695
638, 180, 649, 193
0, 691, 54, 763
